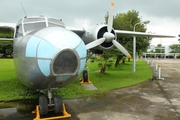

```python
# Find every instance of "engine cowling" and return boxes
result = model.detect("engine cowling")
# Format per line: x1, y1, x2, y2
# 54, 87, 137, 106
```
82, 24, 117, 53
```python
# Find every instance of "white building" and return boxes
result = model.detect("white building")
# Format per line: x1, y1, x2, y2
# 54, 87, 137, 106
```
145, 43, 180, 58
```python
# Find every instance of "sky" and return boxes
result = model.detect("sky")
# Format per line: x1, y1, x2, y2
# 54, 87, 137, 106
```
0, 0, 180, 46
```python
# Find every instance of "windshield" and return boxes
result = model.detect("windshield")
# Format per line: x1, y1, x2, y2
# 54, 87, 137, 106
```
15, 24, 23, 38
24, 22, 46, 33
48, 18, 65, 27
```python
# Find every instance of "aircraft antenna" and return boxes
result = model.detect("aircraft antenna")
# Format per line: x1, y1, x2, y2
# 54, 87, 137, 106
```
21, 2, 27, 17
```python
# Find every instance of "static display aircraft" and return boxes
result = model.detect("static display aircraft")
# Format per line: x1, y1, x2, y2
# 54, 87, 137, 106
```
0, 2, 175, 116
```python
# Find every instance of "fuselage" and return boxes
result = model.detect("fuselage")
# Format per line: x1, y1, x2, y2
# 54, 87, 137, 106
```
13, 16, 87, 90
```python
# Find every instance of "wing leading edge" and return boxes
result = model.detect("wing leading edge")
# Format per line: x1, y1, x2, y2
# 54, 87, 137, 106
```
0, 38, 13, 41
67, 27, 85, 37
68, 27, 176, 40
115, 30, 176, 38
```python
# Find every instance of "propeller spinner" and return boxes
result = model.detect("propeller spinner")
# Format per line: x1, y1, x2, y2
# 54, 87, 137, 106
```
86, 2, 131, 59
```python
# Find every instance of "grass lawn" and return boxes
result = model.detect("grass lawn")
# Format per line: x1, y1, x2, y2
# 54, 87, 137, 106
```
0, 58, 152, 101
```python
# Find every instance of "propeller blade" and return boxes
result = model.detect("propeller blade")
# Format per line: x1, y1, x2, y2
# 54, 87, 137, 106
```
112, 40, 132, 58
86, 38, 106, 50
107, 2, 114, 32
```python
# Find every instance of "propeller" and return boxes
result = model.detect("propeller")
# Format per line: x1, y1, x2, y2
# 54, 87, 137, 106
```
112, 40, 131, 58
86, 38, 105, 50
107, 2, 114, 32
86, 2, 131, 59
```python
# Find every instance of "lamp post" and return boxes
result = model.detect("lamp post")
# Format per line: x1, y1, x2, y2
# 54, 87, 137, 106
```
132, 20, 150, 73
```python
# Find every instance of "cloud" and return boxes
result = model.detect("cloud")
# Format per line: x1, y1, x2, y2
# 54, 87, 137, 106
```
1, 0, 180, 45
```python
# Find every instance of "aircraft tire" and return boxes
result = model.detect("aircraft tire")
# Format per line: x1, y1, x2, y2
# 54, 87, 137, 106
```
53, 95, 62, 114
39, 96, 48, 116
83, 70, 88, 82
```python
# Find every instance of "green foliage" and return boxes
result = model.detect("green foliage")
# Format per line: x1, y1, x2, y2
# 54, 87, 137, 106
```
89, 56, 95, 62
94, 50, 115, 74
149, 50, 155, 53
0, 27, 14, 38
96, 57, 114, 69
0, 59, 42, 101
105, 10, 150, 55
169, 44, 180, 53
87, 59, 152, 93
0, 41, 13, 57
121, 56, 126, 63
157, 44, 162, 47
0, 59, 152, 102
106, 59, 114, 68
155, 44, 165, 53
105, 10, 150, 67
0, 27, 14, 57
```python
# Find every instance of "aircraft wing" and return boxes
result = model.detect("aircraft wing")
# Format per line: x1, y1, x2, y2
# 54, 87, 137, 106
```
115, 30, 176, 38
68, 27, 176, 39
0, 38, 13, 41
67, 27, 85, 37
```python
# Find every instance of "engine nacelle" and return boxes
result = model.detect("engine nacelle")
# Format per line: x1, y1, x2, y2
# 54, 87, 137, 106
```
82, 24, 117, 53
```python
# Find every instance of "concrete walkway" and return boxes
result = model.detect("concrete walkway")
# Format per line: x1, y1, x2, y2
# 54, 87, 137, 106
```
65, 59, 180, 120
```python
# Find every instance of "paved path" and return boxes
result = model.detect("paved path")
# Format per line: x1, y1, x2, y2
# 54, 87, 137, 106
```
65, 59, 180, 120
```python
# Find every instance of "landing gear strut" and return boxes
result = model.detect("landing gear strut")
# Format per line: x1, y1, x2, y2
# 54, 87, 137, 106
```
80, 69, 92, 84
32, 89, 71, 120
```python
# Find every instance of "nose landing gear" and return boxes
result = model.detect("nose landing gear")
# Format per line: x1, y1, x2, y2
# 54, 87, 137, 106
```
32, 89, 71, 120
80, 70, 92, 84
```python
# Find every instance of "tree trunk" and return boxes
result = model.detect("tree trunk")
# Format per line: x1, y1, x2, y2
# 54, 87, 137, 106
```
100, 66, 106, 74
2, 53, 7, 58
122, 59, 125, 64
114, 55, 123, 68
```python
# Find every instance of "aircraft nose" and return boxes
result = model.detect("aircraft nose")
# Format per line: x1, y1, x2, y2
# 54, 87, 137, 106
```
25, 27, 86, 78
52, 49, 79, 76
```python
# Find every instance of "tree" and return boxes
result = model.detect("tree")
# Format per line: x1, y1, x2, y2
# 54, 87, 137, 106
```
96, 50, 114, 74
0, 27, 14, 38
0, 26, 14, 57
0, 41, 13, 57
105, 10, 149, 67
155, 44, 164, 53
169, 44, 180, 53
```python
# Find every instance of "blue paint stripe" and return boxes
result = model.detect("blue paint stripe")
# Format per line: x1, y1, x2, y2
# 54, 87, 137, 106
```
76, 42, 87, 58
26, 36, 41, 57
44, 30, 67, 48
64, 30, 81, 48
78, 59, 86, 74
37, 40, 59, 58
38, 59, 51, 76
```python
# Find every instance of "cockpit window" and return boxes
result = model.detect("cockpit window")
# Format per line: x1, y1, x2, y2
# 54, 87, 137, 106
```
15, 24, 23, 38
48, 18, 65, 27
23, 18, 45, 22
19, 16, 65, 35
24, 22, 46, 33
48, 22, 63, 27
